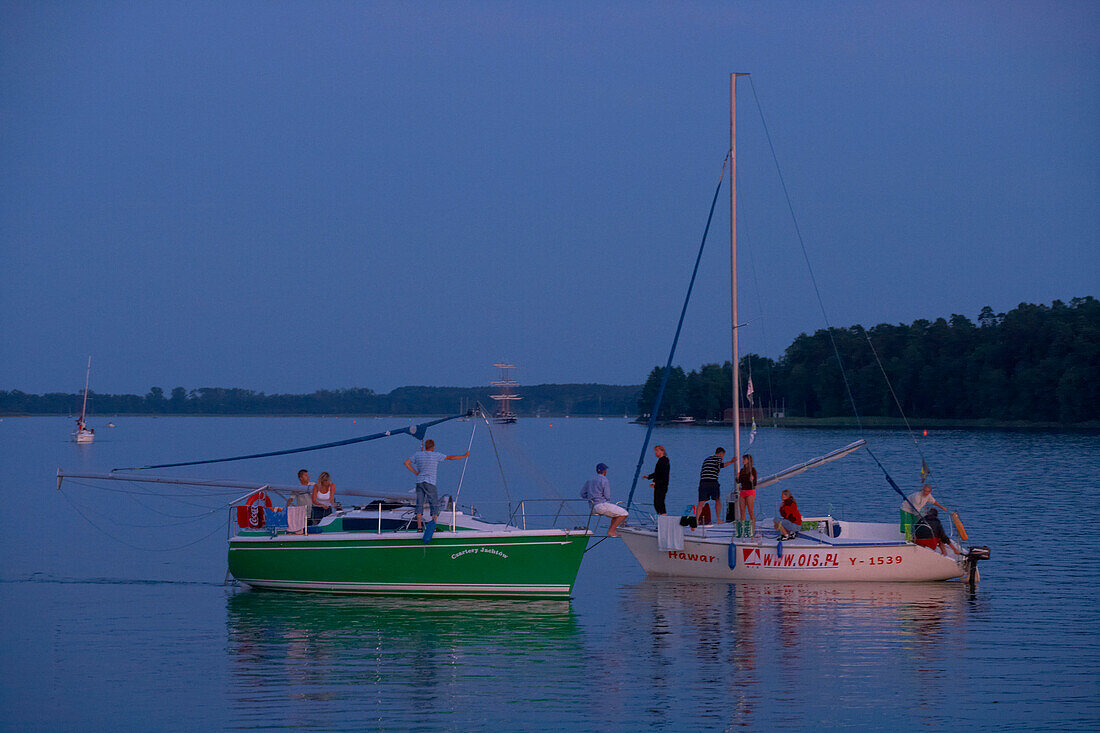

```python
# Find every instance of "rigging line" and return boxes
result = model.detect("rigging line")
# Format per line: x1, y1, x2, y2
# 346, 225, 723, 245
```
627, 152, 729, 511
747, 76, 863, 431
61, 481, 238, 499
81, 497, 220, 529
64, 480, 224, 523
862, 328, 929, 466
65, 479, 223, 515
455, 417, 478, 500
476, 403, 512, 508
128, 493, 226, 521
863, 446, 926, 518
740, 202, 777, 418
58, 487, 228, 551
584, 535, 611, 553
113, 413, 468, 471
487, 424, 562, 499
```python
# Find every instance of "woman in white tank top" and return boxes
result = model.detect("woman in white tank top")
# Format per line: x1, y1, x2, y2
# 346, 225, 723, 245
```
311, 471, 335, 522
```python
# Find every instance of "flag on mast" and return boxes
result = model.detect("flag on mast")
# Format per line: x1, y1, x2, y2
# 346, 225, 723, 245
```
920, 459, 931, 482
746, 375, 756, 444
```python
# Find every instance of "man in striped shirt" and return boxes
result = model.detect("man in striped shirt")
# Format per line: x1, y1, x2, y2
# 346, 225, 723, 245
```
696, 447, 736, 524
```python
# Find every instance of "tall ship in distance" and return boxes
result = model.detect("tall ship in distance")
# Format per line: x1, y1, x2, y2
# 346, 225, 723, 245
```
490, 363, 521, 424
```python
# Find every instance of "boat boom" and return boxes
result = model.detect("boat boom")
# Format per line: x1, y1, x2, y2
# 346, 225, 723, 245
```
55, 470, 414, 504
754, 439, 867, 491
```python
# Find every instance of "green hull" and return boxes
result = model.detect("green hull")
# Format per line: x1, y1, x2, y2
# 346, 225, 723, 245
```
228, 529, 590, 598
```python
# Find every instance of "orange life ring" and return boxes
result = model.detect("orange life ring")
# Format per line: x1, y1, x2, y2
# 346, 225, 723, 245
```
245, 491, 273, 509
238, 491, 273, 529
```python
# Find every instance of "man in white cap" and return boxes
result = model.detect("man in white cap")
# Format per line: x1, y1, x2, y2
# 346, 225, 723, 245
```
580, 463, 627, 537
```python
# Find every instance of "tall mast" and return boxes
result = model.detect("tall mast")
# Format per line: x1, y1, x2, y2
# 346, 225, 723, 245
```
730, 74, 746, 466
79, 356, 91, 423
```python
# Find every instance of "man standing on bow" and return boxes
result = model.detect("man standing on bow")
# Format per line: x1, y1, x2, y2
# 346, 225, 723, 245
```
404, 439, 470, 532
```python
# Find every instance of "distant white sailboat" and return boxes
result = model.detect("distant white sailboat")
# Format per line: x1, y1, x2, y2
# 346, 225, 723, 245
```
73, 357, 95, 444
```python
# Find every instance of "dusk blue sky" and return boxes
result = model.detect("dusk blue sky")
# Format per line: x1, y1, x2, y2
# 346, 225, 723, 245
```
2, 2, 1096, 395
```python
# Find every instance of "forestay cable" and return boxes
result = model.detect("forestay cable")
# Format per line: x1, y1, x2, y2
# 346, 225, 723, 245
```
627, 153, 728, 512
455, 417, 477, 500
862, 328, 932, 475
863, 446, 925, 517
476, 404, 512, 507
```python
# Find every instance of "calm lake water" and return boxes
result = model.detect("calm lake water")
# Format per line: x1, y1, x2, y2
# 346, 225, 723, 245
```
1, 416, 1098, 730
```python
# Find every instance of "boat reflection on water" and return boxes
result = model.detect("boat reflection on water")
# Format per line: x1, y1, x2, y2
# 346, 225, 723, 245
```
616, 578, 981, 729
227, 589, 580, 656
225, 590, 582, 728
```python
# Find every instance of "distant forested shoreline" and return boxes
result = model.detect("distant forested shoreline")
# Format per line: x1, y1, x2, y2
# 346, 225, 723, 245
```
639, 297, 1099, 425
0, 383, 641, 418
5, 298, 1096, 425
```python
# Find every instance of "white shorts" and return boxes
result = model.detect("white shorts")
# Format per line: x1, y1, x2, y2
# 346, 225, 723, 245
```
593, 502, 628, 518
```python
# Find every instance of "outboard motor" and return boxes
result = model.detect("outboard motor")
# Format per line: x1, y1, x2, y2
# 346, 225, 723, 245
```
964, 546, 991, 584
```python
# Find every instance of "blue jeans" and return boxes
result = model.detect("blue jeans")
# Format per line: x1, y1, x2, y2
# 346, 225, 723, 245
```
415, 482, 439, 517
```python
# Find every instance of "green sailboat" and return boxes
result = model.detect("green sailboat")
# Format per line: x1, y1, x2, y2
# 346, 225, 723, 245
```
58, 410, 593, 599
228, 502, 590, 598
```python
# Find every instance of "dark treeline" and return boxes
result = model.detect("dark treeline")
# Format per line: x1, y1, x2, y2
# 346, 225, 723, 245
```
639, 297, 1099, 424
0, 383, 642, 418
8, 298, 1096, 423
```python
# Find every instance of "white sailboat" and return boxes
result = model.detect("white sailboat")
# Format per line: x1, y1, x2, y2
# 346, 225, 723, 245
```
72, 356, 95, 444
619, 75, 989, 583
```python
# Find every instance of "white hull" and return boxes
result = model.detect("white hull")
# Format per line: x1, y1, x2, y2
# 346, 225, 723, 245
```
73, 429, 94, 444
620, 524, 966, 583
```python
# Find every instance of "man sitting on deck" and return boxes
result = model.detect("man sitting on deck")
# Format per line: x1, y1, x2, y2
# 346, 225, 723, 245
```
581, 463, 627, 537
773, 489, 802, 540
913, 508, 961, 556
